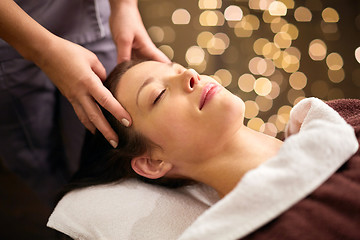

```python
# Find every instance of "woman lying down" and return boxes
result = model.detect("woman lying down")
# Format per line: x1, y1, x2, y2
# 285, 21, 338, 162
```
56, 60, 360, 239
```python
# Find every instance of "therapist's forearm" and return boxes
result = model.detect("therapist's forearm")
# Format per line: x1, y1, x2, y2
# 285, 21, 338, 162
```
0, 0, 56, 64
109, 0, 138, 9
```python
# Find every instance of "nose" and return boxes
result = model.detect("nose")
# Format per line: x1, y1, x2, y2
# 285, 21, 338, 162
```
181, 69, 200, 92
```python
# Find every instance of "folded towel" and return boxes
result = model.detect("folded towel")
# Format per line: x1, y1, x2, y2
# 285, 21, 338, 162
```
47, 98, 359, 240
178, 98, 359, 240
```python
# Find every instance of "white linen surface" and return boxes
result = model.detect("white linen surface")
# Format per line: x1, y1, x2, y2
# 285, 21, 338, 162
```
47, 98, 358, 240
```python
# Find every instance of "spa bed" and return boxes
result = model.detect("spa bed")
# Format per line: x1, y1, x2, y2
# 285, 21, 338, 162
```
48, 98, 360, 240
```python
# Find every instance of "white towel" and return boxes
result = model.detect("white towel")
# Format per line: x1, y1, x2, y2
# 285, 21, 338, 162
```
47, 98, 358, 240
178, 98, 359, 240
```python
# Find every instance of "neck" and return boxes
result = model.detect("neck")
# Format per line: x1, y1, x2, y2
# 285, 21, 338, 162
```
189, 126, 283, 198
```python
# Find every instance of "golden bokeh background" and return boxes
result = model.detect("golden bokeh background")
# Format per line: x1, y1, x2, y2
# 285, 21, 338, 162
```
139, 0, 360, 138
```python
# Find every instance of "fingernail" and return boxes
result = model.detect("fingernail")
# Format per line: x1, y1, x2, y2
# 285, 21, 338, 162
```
109, 140, 118, 148
121, 118, 130, 127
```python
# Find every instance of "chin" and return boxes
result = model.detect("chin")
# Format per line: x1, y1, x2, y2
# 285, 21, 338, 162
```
210, 94, 245, 133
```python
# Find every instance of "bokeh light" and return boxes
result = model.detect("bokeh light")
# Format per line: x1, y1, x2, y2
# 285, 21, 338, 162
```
309, 39, 327, 61
172, 9, 191, 24
139, 0, 360, 137
268, 1, 287, 16
294, 6, 312, 22
224, 5, 243, 21
355, 47, 360, 64
185, 46, 205, 65
322, 7, 339, 23
326, 52, 343, 70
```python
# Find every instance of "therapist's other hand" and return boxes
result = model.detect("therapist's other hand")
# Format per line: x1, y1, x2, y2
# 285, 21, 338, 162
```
38, 36, 130, 148
109, 0, 170, 63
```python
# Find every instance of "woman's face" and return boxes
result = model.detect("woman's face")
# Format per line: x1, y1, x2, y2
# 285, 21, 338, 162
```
116, 61, 245, 166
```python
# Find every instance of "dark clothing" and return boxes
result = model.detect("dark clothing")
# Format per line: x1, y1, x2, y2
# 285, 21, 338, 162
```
0, 0, 117, 204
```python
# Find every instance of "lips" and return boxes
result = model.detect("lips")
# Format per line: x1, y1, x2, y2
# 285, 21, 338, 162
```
199, 83, 221, 110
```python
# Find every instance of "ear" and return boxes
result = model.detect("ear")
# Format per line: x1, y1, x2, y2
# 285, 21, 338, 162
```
131, 154, 173, 179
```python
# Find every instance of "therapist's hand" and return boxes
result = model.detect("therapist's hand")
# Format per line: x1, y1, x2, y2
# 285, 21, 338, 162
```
109, 0, 170, 63
38, 36, 130, 148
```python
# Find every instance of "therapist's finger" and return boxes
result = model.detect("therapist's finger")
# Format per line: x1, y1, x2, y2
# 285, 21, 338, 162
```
136, 37, 170, 63
116, 38, 133, 63
88, 77, 132, 127
72, 101, 96, 134
80, 94, 120, 148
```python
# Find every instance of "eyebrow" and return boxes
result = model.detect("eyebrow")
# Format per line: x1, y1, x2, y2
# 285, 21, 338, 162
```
136, 77, 155, 107
135, 62, 175, 106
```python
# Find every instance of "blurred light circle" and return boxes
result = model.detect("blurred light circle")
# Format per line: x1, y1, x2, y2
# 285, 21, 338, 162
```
294, 96, 306, 105
355, 47, 360, 64
277, 105, 292, 123
249, 57, 262, 75
281, 0, 295, 9
234, 23, 253, 37
253, 38, 269, 55
207, 37, 227, 55
190, 60, 207, 74
255, 95, 273, 112
199, 10, 224, 26
262, 42, 280, 59
214, 33, 230, 48
328, 68, 345, 83
238, 73, 256, 92
269, 1, 287, 16
280, 24, 299, 40
268, 81, 280, 99
254, 77, 272, 96
284, 47, 301, 60
197, 31, 213, 48
287, 89, 305, 105
294, 6, 312, 22
198, 0, 222, 9
320, 21, 338, 34
262, 58, 275, 76
243, 14, 260, 30
282, 54, 299, 73
248, 0, 261, 10
260, 122, 277, 137
270, 17, 288, 33
262, 10, 278, 23
322, 7, 339, 23
186, 46, 205, 65
289, 71, 307, 90
247, 117, 265, 131
158, 45, 174, 60
326, 52, 343, 70
147, 26, 164, 43
214, 69, 232, 87
274, 32, 292, 49
309, 39, 327, 61
224, 5, 243, 21
162, 26, 176, 43
172, 9, 191, 24
244, 100, 259, 119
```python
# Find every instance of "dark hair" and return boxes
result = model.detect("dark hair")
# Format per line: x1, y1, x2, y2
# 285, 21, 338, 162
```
57, 60, 193, 202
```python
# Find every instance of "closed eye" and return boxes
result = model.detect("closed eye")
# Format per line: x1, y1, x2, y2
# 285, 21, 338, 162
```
153, 89, 166, 104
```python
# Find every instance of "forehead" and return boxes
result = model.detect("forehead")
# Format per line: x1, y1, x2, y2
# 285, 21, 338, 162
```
114, 61, 180, 111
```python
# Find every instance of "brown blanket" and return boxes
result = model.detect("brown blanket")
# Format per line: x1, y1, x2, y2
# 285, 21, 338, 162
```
243, 99, 360, 240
